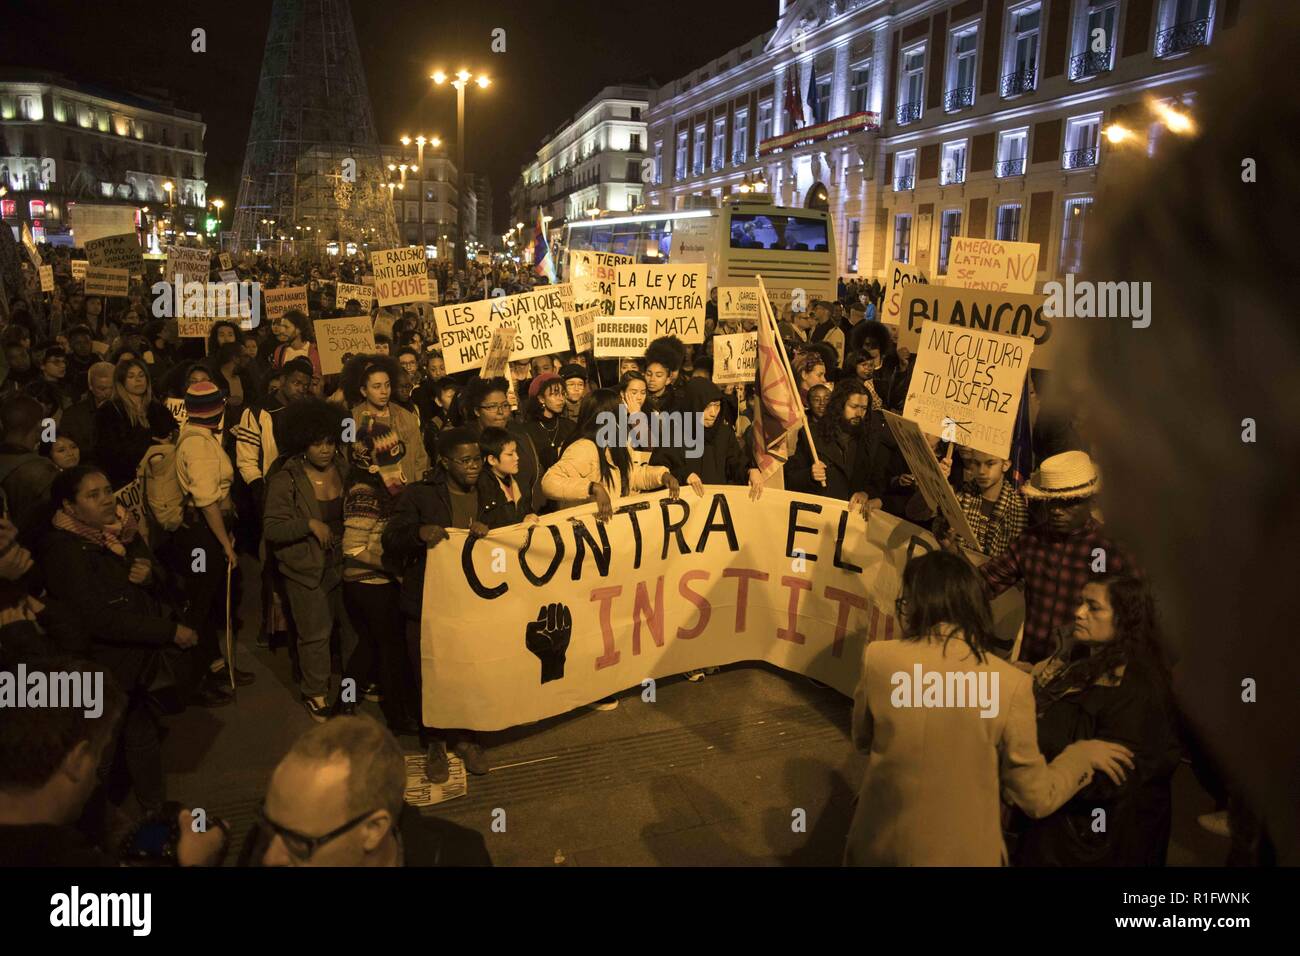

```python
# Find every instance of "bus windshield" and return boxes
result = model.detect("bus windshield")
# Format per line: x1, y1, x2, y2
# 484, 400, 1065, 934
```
728, 213, 828, 252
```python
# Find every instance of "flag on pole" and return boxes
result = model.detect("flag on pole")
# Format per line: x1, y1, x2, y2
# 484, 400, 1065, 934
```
750, 280, 804, 480
784, 64, 804, 130
532, 207, 556, 284
806, 62, 823, 126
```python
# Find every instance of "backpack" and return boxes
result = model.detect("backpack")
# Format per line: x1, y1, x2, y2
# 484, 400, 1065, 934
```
137, 432, 206, 532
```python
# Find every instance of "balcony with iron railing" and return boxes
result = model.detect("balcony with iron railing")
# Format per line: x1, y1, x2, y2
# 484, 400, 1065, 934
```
712, 155, 725, 172
692, 160, 704, 176
1156, 17, 1212, 57
995, 157, 1025, 178
940, 165, 966, 186
1000, 66, 1037, 98
896, 100, 922, 125
1062, 146, 1099, 170
944, 86, 974, 112
1069, 48, 1113, 80
732, 148, 747, 165
893, 174, 914, 191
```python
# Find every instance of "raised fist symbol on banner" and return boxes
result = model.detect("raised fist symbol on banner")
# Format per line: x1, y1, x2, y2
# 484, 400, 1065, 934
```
525, 602, 572, 684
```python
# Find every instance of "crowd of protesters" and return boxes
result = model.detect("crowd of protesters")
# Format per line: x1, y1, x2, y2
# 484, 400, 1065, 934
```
0, 232, 1265, 868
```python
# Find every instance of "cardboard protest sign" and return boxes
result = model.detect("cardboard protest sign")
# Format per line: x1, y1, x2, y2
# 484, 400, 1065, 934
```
371, 247, 428, 306
20, 223, 41, 268
946, 238, 1039, 293
569, 305, 599, 354
418, 488, 1022, 729
335, 281, 375, 311
164, 246, 210, 284
114, 478, 146, 527
712, 332, 757, 385
71, 260, 87, 282
315, 316, 377, 375
38, 265, 53, 292
218, 252, 233, 272
894, 284, 1055, 367
480, 322, 515, 380
879, 260, 929, 325
594, 317, 652, 358
614, 264, 706, 343
177, 316, 216, 339
402, 753, 467, 807
165, 396, 188, 426
435, 285, 574, 374
902, 321, 1032, 461
218, 269, 239, 284
86, 234, 144, 275
68, 204, 137, 247
883, 412, 980, 550
718, 286, 759, 322
84, 266, 129, 297
263, 285, 308, 321
569, 250, 634, 315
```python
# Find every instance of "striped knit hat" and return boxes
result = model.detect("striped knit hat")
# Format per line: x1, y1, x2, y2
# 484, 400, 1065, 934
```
351, 415, 407, 494
184, 380, 225, 430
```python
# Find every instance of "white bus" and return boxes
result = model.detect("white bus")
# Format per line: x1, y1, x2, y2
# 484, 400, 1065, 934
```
563, 197, 836, 313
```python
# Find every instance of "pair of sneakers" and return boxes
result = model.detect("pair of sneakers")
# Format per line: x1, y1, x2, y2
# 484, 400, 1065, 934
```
425, 739, 489, 782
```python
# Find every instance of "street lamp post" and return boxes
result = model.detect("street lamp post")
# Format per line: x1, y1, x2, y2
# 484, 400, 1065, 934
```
431, 68, 490, 270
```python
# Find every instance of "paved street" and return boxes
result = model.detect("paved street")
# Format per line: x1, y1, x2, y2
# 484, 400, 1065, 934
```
162, 559, 1227, 867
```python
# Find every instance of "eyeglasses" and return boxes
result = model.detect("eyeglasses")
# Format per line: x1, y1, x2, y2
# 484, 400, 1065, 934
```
255, 805, 382, 862
478, 402, 510, 413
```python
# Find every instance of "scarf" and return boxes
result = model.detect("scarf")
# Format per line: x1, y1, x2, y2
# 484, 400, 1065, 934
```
52, 504, 138, 557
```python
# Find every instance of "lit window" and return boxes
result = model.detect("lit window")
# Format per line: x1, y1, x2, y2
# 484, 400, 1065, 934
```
1002, 4, 1041, 97
996, 129, 1029, 177
1060, 196, 1094, 272
894, 213, 913, 263
937, 209, 963, 275
941, 141, 968, 185
850, 63, 872, 114
1070, 1, 1120, 80
946, 30, 979, 112
897, 46, 925, 124
1063, 114, 1102, 169
995, 203, 1022, 241
732, 111, 749, 163
893, 150, 917, 191
1155, 0, 1216, 58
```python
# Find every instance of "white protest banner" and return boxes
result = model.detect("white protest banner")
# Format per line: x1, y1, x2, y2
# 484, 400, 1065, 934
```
85, 233, 144, 275
614, 263, 706, 343
315, 316, 376, 375
20, 223, 42, 268
593, 317, 651, 358
718, 286, 759, 322
435, 285, 574, 374
418, 489, 1016, 730
84, 266, 129, 297
711, 332, 757, 385
164, 246, 210, 285
218, 252, 233, 272
70, 259, 87, 282
879, 260, 929, 325
568, 250, 634, 315
902, 321, 1032, 461
335, 281, 375, 311
895, 284, 1055, 367
882, 411, 980, 551
38, 265, 53, 292
371, 246, 428, 306
569, 305, 599, 354
947, 238, 1039, 293
262, 285, 308, 321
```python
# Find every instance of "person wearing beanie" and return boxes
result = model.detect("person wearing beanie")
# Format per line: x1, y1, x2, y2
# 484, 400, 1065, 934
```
519, 372, 574, 473
169, 379, 251, 700
340, 417, 418, 734
558, 363, 587, 423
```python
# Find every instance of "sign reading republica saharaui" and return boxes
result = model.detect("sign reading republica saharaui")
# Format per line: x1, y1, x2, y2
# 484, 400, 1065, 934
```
84, 266, 129, 297
371, 246, 428, 306
262, 285, 308, 321
434, 284, 575, 374
879, 260, 929, 325
711, 332, 757, 385
335, 282, 374, 311
718, 286, 759, 321
419, 489, 1023, 730
569, 250, 634, 315
946, 238, 1039, 294
164, 246, 211, 284
593, 317, 651, 358
882, 411, 980, 552
315, 316, 376, 375
614, 264, 706, 343
902, 321, 1033, 461
895, 284, 1055, 367
85, 233, 143, 275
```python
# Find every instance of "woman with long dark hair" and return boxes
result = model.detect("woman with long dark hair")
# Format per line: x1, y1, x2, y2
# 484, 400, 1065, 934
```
1011, 574, 1181, 866
845, 551, 1137, 866
91, 358, 178, 489
341, 353, 429, 486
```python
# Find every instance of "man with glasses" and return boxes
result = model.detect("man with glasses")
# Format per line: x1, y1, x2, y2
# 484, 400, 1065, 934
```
252, 716, 489, 866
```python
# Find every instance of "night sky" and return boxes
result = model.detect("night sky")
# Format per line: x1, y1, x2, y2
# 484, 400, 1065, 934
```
1, 0, 778, 234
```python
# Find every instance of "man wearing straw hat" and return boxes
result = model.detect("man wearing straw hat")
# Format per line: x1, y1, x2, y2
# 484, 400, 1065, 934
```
978, 451, 1140, 664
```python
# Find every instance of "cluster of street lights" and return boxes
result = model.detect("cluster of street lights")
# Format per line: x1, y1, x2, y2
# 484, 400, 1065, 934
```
429, 68, 490, 268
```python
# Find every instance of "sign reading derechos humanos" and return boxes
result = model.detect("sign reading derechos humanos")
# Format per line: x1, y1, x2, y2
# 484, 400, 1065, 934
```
614, 263, 706, 344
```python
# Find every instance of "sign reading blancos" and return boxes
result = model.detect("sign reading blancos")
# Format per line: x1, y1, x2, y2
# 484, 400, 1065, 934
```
568, 250, 634, 315
902, 321, 1033, 460
434, 284, 575, 374
315, 317, 376, 375
946, 238, 1039, 293
895, 284, 1056, 367
717, 286, 759, 321
712, 332, 757, 385
371, 246, 428, 306
614, 264, 706, 343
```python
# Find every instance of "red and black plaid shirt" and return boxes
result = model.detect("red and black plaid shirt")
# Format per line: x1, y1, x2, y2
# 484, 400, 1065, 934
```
979, 518, 1140, 663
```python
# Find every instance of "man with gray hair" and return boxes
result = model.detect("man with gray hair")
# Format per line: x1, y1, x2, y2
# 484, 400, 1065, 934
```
251, 716, 490, 867
57, 361, 115, 461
